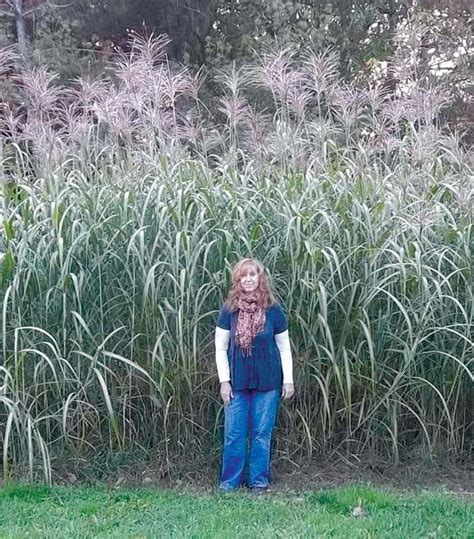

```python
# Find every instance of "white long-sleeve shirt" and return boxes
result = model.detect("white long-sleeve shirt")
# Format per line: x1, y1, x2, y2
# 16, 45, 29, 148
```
215, 327, 294, 385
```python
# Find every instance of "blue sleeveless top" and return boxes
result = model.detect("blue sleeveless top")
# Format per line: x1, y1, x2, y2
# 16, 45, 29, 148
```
216, 302, 288, 391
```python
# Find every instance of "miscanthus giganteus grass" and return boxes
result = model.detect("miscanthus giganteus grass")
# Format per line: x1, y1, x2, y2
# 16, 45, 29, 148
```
0, 33, 472, 482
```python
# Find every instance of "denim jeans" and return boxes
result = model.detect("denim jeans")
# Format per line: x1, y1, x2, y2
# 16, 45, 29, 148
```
219, 388, 280, 490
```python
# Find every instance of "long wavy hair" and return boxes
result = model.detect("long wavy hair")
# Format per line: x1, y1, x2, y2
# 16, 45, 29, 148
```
225, 258, 276, 311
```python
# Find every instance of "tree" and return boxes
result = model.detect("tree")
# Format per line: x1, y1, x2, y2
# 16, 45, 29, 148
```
205, 1, 472, 140
68, 0, 214, 64
206, 1, 410, 76
0, 0, 45, 60
1, 0, 471, 139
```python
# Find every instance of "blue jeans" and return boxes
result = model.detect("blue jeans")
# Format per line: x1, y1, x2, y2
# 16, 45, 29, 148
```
219, 388, 280, 490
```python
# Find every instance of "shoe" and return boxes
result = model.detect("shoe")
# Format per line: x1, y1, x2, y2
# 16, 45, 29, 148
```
249, 486, 271, 494
218, 486, 238, 494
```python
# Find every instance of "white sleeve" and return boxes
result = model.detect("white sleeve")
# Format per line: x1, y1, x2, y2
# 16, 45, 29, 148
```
215, 327, 231, 383
275, 330, 293, 384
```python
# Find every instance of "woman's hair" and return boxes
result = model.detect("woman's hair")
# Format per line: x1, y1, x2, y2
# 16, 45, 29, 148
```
226, 258, 276, 311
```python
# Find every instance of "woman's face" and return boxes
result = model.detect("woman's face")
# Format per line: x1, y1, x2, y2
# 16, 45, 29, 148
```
239, 267, 259, 293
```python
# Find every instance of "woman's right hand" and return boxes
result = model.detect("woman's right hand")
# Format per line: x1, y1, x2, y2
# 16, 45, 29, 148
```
220, 382, 234, 405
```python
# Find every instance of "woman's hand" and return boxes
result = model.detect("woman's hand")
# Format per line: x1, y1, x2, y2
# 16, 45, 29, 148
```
220, 382, 234, 405
281, 383, 295, 400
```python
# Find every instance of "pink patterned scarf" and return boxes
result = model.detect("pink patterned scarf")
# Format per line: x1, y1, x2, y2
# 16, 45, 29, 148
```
235, 293, 266, 356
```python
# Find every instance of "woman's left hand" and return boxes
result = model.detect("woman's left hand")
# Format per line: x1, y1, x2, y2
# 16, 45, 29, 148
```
281, 383, 295, 399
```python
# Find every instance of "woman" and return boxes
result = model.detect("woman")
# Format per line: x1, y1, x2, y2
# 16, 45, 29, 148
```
215, 258, 294, 492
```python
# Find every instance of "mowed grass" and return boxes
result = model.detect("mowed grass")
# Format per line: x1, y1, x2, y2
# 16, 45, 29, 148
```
0, 484, 472, 538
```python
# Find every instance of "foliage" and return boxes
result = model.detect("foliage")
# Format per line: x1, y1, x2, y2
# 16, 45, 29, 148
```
0, 2, 472, 139
206, 0, 406, 75
30, 4, 96, 79
413, 4, 473, 136
0, 35, 472, 482
67, 0, 213, 63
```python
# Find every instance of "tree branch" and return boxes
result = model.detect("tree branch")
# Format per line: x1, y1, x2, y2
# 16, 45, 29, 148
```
22, 1, 75, 16
23, 6, 44, 16
45, 1, 75, 9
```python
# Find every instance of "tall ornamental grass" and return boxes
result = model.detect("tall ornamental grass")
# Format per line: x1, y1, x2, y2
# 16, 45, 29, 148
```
0, 35, 472, 482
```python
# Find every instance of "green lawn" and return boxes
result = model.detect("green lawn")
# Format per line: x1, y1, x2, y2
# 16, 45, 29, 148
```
0, 483, 472, 538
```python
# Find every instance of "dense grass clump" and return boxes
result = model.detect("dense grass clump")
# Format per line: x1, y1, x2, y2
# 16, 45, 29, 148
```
0, 36, 472, 482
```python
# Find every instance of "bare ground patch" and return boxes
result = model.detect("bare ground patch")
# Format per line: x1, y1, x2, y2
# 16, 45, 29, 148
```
43, 451, 474, 501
